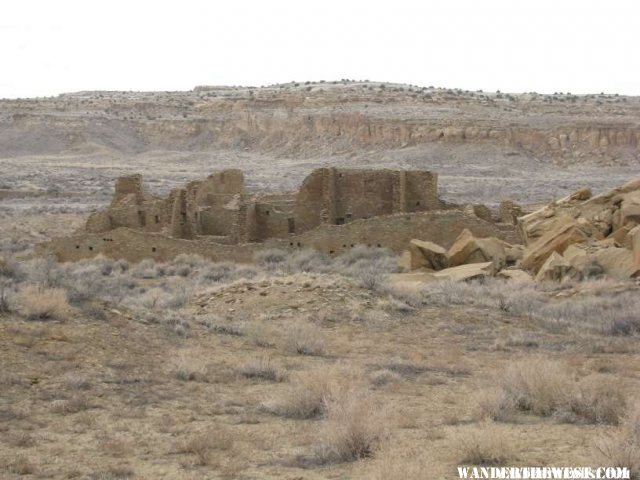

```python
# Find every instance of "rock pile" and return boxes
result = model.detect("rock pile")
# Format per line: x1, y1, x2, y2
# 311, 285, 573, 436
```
518, 179, 640, 281
394, 178, 640, 284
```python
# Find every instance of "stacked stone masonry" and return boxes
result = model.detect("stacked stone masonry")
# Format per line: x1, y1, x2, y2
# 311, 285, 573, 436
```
38, 167, 519, 263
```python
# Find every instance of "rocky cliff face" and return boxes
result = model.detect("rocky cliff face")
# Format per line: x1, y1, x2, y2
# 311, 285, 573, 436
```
1, 82, 639, 165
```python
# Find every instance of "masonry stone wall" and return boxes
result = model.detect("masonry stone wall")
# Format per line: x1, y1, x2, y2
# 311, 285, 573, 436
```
293, 167, 440, 234
292, 210, 516, 254
38, 167, 522, 264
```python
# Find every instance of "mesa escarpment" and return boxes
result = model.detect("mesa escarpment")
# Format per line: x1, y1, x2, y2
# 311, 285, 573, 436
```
1, 82, 639, 163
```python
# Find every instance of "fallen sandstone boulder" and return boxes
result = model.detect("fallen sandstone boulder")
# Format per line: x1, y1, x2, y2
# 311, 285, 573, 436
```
518, 179, 640, 247
387, 261, 495, 285
535, 251, 579, 282
431, 261, 495, 282
408, 239, 449, 271
520, 217, 590, 273
448, 229, 510, 269
497, 268, 534, 283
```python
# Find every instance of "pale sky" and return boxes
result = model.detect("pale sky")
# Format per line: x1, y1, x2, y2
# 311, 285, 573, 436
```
1, 0, 638, 98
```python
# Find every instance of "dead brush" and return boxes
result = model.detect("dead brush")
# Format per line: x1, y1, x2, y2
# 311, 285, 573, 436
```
457, 422, 517, 466
175, 427, 234, 466
51, 395, 94, 414
17, 285, 70, 320
478, 358, 626, 425
314, 390, 391, 464
283, 320, 326, 356
237, 358, 285, 382
595, 404, 640, 478
265, 366, 361, 419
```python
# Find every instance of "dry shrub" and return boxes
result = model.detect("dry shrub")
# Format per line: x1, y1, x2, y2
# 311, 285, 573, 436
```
87, 466, 134, 479
244, 320, 276, 347
315, 391, 390, 464
176, 427, 234, 465
266, 366, 361, 419
237, 358, 285, 382
0, 280, 14, 313
171, 352, 209, 382
480, 359, 626, 425
283, 321, 326, 356
457, 423, 516, 466
369, 369, 402, 387
51, 395, 93, 414
6, 432, 35, 448
3, 455, 35, 475
595, 404, 640, 477
500, 359, 568, 416
363, 445, 432, 480
18, 285, 70, 320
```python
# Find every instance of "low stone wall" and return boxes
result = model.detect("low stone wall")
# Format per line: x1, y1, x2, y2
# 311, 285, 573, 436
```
35, 228, 281, 264
37, 210, 519, 264
291, 210, 519, 254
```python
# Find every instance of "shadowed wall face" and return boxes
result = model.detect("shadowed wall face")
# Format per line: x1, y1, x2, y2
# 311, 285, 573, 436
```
293, 168, 439, 234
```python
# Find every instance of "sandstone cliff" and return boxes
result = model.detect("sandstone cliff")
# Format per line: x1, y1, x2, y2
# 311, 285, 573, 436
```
1, 82, 639, 165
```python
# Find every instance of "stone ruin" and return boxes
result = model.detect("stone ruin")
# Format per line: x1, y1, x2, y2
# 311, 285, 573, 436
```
38, 167, 520, 263
38, 166, 638, 284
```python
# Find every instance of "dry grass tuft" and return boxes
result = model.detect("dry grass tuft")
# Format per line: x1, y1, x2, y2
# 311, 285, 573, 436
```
51, 395, 94, 414
457, 423, 516, 466
283, 321, 326, 356
479, 359, 626, 425
87, 466, 135, 479
3, 455, 35, 475
314, 390, 390, 464
176, 427, 234, 465
369, 369, 403, 387
237, 358, 285, 382
363, 445, 432, 479
266, 366, 360, 419
17, 285, 70, 320
172, 353, 209, 382
595, 404, 640, 477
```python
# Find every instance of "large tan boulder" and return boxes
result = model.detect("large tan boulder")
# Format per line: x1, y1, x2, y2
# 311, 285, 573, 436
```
521, 218, 589, 273
630, 225, 640, 274
497, 269, 534, 283
408, 239, 449, 270
535, 252, 578, 282
612, 190, 640, 231
432, 262, 495, 282
387, 262, 495, 284
592, 246, 639, 280
518, 188, 592, 245
448, 229, 509, 270
518, 180, 640, 248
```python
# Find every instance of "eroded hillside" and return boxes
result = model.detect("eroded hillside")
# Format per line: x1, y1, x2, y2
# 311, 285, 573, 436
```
1, 81, 639, 164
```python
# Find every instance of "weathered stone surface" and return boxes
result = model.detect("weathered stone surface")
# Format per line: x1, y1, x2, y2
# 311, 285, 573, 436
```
409, 239, 449, 270
387, 262, 495, 284
535, 252, 578, 282
521, 218, 589, 273
518, 180, 640, 247
592, 246, 639, 280
397, 250, 412, 271
497, 269, 534, 283
448, 229, 509, 269
432, 262, 495, 282
630, 225, 640, 274
505, 244, 524, 265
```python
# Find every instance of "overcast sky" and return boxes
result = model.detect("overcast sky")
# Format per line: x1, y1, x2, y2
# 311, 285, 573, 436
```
1, 0, 638, 98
